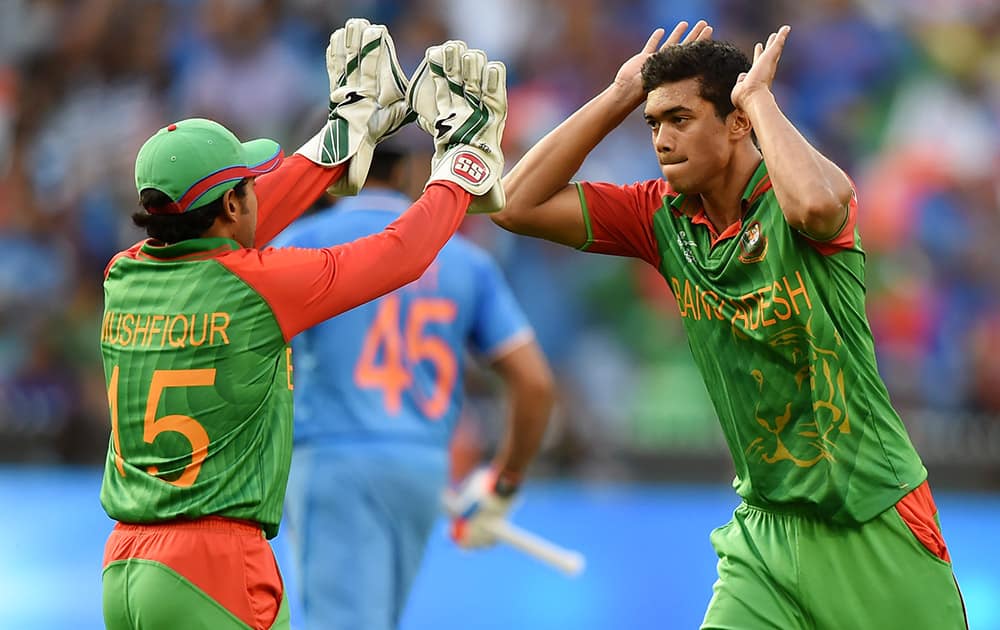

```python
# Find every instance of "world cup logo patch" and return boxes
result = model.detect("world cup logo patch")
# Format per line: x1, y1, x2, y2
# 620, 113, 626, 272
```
739, 221, 767, 263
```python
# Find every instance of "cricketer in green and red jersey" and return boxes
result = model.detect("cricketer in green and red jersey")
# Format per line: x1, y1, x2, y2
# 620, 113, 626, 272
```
98, 20, 511, 630
491, 20, 967, 630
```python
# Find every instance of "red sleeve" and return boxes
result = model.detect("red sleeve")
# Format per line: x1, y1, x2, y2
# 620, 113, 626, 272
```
253, 155, 346, 247
219, 182, 470, 341
803, 186, 859, 256
578, 180, 665, 266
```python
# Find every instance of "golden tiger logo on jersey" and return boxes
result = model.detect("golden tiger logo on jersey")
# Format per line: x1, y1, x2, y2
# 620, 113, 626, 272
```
743, 319, 850, 468
738, 221, 767, 263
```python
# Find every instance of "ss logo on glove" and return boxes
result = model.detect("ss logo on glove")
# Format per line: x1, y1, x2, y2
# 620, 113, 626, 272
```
451, 152, 490, 185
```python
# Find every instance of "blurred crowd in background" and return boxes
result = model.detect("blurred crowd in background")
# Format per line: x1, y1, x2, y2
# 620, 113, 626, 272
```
0, 0, 998, 483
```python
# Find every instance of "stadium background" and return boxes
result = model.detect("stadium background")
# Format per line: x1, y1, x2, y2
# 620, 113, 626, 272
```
0, 0, 997, 628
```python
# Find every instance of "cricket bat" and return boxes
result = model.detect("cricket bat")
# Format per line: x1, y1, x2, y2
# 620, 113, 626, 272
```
442, 489, 586, 577
481, 518, 586, 576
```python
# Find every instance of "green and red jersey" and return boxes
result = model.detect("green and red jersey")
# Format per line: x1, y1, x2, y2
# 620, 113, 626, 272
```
99, 154, 470, 538
577, 161, 925, 525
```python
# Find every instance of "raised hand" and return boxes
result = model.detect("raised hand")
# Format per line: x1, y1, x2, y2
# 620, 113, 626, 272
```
297, 18, 416, 195
613, 20, 713, 103
731, 25, 791, 111
407, 41, 508, 214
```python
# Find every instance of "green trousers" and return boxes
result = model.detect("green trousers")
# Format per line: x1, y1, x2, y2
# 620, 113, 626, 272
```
702, 502, 967, 629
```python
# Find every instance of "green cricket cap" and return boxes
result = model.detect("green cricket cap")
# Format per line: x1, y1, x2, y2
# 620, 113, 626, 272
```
134, 118, 283, 214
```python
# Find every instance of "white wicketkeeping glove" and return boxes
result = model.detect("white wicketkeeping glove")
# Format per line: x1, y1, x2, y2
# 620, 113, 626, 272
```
296, 18, 415, 195
407, 41, 507, 213
443, 467, 516, 549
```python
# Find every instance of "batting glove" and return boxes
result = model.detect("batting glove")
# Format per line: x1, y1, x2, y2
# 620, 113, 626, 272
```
297, 18, 416, 195
407, 41, 508, 213
444, 467, 518, 549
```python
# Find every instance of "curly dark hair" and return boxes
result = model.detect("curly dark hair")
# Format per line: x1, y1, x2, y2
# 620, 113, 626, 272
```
641, 40, 751, 120
132, 178, 249, 244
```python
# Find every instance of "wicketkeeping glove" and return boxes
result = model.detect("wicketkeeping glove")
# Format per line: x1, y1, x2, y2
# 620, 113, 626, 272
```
443, 467, 517, 549
407, 41, 507, 214
296, 18, 416, 195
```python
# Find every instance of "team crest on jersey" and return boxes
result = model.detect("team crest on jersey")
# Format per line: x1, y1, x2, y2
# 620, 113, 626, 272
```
739, 221, 767, 264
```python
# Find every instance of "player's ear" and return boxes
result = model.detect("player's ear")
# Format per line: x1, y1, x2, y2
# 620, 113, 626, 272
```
728, 109, 753, 140
220, 188, 241, 223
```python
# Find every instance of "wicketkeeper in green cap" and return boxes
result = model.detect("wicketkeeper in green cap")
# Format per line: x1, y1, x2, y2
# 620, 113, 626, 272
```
99, 18, 510, 630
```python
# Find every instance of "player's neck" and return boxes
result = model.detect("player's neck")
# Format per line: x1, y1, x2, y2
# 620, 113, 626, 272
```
201, 212, 243, 245
698, 145, 762, 233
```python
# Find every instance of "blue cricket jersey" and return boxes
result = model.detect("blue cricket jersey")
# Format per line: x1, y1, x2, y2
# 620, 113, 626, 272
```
273, 189, 532, 447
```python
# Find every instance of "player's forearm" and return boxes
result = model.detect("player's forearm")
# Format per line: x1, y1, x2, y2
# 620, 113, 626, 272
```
500, 84, 637, 220
257, 182, 470, 340
742, 90, 853, 236
329, 182, 469, 309
491, 344, 555, 479
493, 396, 552, 482
254, 156, 346, 246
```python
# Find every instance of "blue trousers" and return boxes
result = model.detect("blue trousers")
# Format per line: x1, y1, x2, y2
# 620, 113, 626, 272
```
283, 441, 448, 630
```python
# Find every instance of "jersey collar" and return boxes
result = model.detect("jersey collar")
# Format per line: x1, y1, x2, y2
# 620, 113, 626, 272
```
137, 237, 241, 262
666, 160, 772, 246
741, 160, 772, 208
